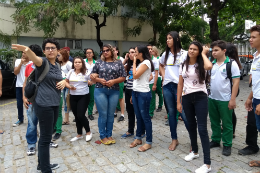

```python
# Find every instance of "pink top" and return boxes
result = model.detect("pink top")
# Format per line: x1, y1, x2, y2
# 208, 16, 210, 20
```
179, 63, 207, 95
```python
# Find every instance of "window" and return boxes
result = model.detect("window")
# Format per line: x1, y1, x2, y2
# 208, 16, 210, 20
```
56, 39, 82, 49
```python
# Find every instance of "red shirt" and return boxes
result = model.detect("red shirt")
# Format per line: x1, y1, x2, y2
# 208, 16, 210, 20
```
24, 63, 34, 77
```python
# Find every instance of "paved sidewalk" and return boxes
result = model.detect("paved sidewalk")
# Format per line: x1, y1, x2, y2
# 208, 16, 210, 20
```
0, 75, 259, 173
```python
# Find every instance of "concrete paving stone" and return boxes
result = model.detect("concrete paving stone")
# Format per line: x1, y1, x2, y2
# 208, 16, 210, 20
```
88, 151, 100, 159
12, 135, 21, 146
4, 167, 14, 173
103, 165, 118, 173
16, 166, 26, 173
86, 164, 101, 172
158, 165, 175, 173
126, 163, 140, 172
134, 158, 149, 167
108, 155, 121, 165
56, 163, 69, 173
162, 159, 179, 169
76, 151, 87, 157
15, 159, 25, 167
116, 164, 127, 173
62, 149, 73, 157
79, 156, 93, 164
4, 160, 13, 169
66, 156, 78, 164
96, 157, 109, 166
51, 157, 64, 164
13, 152, 24, 160
118, 155, 132, 164
221, 167, 237, 173
4, 155, 13, 162
70, 162, 83, 171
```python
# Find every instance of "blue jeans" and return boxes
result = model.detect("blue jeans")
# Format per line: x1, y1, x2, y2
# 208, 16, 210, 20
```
94, 88, 119, 139
253, 98, 260, 132
26, 104, 38, 149
163, 82, 189, 139
132, 91, 152, 144
62, 87, 69, 113
16, 87, 24, 122
182, 92, 210, 165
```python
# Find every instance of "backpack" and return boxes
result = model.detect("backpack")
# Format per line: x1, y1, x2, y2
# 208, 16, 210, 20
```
211, 59, 240, 97
24, 62, 50, 103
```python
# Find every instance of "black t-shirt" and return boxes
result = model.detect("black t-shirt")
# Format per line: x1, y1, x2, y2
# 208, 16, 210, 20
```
35, 57, 63, 107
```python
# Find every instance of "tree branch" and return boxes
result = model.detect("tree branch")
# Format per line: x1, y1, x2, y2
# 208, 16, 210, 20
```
99, 13, 107, 27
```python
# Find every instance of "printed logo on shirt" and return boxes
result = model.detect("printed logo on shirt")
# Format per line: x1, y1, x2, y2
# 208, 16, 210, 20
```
192, 80, 198, 86
223, 69, 226, 73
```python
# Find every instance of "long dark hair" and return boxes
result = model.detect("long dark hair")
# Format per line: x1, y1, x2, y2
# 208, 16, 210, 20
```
164, 31, 182, 65
84, 48, 97, 60
136, 45, 154, 72
72, 56, 87, 74
183, 41, 209, 84
126, 47, 135, 75
225, 43, 242, 69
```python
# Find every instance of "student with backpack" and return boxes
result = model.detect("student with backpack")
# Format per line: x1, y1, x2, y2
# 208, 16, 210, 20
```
177, 42, 212, 173
208, 40, 240, 156
12, 38, 66, 172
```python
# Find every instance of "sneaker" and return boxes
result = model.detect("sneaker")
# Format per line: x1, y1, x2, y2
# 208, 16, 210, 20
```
27, 147, 36, 156
118, 116, 124, 122
53, 133, 61, 141
86, 133, 92, 142
195, 164, 211, 173
222, 146, 231, 156
121, 132, 134, 138
114, 113, 117, 118
184, 151, 199, 161
88, 114, 94, 120
70, 136, 83, 142
156, 107, 162, 112
50, 142, 58, 148
13, 120, 23, 127
165, 120, 169, 126
209, 141, 220, 148
238, 146, 259, 155
37, 163, 59, 172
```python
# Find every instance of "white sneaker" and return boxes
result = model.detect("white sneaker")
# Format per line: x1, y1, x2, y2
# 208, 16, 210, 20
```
70, 136, 83, 142
184, 152, 199, 161
195, 164, 211, 173
86, 133, 92, 142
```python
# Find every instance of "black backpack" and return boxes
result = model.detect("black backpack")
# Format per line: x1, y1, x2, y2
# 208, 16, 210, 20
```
211, 59, 240, 97
24, 62, 50, 103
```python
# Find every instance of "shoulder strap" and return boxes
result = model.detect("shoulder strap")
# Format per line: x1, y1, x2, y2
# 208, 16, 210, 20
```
37, 61, 50, 84
226, 59, 233, 91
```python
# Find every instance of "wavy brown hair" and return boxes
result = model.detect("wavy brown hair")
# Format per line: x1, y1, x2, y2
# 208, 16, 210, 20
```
101, 44, 117, 62
58, 49, 69, 64
72, 56, 87, 74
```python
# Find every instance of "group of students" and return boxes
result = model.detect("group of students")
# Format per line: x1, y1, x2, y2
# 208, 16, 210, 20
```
8, 24, 260, 173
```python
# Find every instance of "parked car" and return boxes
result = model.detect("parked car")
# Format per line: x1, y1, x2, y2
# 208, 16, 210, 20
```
0, 59, 16, 97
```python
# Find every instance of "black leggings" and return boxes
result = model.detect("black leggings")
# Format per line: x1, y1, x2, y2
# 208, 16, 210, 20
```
70, 94, 90, 134
125, 88, 135, 134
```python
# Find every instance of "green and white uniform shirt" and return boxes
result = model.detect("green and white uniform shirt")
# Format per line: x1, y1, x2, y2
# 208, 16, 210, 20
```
209, 57, 240, 101
251, 51, 260, 99
117, 56, 124, 63
149, 56, 159, 84
85, 59, 96, 74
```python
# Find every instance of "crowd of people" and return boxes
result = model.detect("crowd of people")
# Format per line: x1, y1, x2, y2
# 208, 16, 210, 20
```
0, 24, 259, 173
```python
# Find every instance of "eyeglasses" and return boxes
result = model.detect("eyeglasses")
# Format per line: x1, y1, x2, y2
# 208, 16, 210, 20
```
86, 52, 93, 54
45, 47, 57, 51
102, 49, 110, 53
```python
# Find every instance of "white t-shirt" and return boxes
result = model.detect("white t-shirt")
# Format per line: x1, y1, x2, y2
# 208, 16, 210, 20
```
133, 60, 151, 92
85, 59, 96, 74
66, 69, 90, 95
179, 63, 207, 95
15, 59, 32, 87
160, 49, 187, 86
61, 61, 72, 78
209, 57, 240, 101
251, 51, 260, 99
149, 58, 159, 84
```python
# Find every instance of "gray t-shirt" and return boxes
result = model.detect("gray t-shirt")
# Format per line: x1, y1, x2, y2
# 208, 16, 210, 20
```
35, 57, 63, 107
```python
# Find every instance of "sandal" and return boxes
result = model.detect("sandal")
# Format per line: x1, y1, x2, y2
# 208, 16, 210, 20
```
178, 116, 183, 121
130, 140, 142, 148
101, 139, 112, 145
62, 121, 70, 125
138, 145, 151, 152
249, 160, 260, 167
169, 140, 179, 151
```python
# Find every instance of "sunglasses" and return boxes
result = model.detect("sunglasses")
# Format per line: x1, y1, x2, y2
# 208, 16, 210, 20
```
103, 49, 110, 53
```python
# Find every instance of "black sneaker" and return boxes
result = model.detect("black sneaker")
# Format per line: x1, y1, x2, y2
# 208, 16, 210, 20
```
50, 141, 58, 148
27, 147, 36, 156
209, 141, 220, 148
238, 146, 259, 155
114, 113, 117, 118
222, 146, 231, 156
53, 133, 61, 141
165, 120, 169, 126
156, 107, 162, 112
88, 114, 94, 120
118, 116, 124, 122
37, 164, 59, 172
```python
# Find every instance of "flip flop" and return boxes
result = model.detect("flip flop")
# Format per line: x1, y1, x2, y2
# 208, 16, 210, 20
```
130, 141, 142, 148
62, 122, 70, 125
249, 160, 260, 167
138, 146, 151, 152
